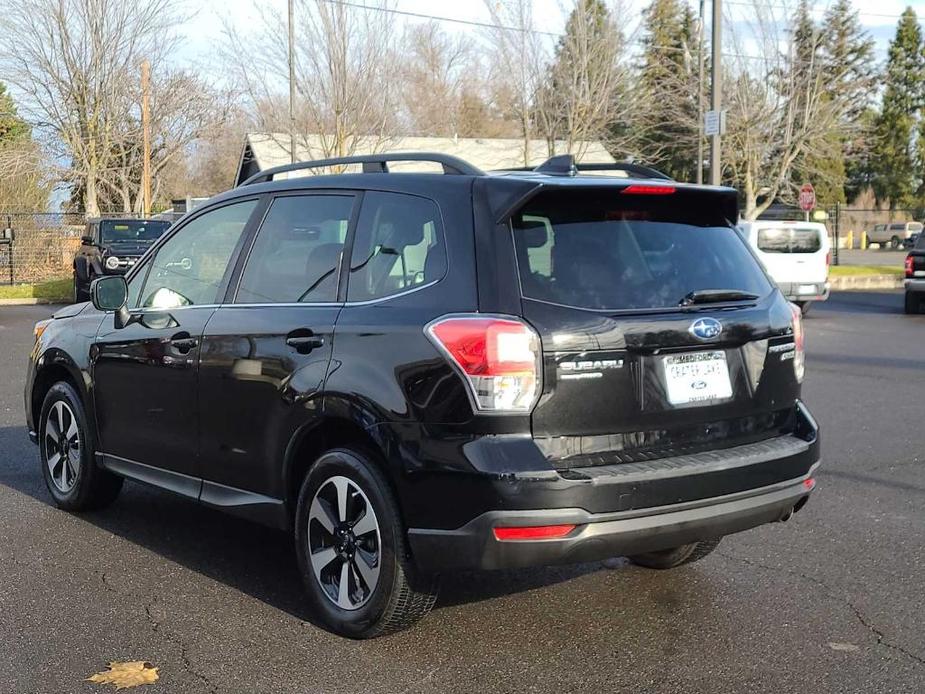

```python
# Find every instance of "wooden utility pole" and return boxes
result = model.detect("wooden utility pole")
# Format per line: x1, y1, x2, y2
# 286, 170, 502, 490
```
141, 59, 152, 216
288, 0, 296, 164
696, 0, 705, 184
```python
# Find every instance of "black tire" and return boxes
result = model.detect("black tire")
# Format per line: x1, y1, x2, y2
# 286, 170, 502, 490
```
797, 301, 811, 316
294, 447, 438, 638
904, 292, 920, 315
38, 381, 123, 511
891, 236, 901, 249
629, 538, 721, 570
73, 273, 90, 303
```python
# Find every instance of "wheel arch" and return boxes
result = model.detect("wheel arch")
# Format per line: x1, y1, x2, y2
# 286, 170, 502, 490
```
283, 412, 403, 524
31, 351, 92, 436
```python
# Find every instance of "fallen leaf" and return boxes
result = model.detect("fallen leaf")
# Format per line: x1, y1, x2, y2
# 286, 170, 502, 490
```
87, 661, 159, 690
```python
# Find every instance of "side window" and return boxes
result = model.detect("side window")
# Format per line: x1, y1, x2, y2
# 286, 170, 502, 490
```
136, 199, 257, 309
236, 195, 354, 304
347, 192, 446, 302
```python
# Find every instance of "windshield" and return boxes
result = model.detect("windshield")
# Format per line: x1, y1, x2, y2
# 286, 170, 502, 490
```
756, 227, 822, 253
100, 220, 170, 244
511, 189, 771, 311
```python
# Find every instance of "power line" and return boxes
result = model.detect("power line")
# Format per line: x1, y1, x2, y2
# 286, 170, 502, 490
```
318, 0, 559, 36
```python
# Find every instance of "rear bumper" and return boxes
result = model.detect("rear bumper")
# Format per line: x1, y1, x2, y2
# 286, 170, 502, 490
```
409, 472, 816, 571
904, 279, 925, 293
407, 402, 820, 572
778, 281, 830, 303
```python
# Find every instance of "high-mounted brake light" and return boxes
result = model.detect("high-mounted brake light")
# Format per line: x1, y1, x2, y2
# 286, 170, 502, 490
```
621, 184, 676, 195
789, 303, 805, 383
905, 255, 914, 278
426, 315, 541, 413
493, 525, 576, 541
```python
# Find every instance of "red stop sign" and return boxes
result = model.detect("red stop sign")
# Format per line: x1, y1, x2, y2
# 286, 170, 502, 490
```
799, 183, 816, 211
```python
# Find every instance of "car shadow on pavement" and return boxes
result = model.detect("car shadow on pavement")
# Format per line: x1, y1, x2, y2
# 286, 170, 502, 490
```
0, 425, 608, 619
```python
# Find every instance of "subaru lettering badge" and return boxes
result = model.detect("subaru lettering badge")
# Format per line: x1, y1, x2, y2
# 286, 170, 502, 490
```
690, 317, 723, 341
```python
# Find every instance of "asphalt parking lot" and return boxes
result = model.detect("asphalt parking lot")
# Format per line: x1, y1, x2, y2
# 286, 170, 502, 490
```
1, 292, 923, 693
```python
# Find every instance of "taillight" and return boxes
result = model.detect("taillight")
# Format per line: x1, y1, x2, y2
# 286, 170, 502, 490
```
905, 255, 914, 278
426, 315, 541, 413
826, 251, 831, 268
789, 303, 805, 383
621, 184, 676, 195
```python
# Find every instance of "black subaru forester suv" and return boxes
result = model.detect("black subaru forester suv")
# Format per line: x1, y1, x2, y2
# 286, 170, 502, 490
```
26, 153, 819, 638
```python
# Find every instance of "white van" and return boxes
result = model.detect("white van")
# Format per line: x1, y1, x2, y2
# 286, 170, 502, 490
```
739, 221, 830, 314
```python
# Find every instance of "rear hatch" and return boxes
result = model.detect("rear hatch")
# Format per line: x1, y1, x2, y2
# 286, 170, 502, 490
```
750, 223, 829, 285
509, 185, 801, 467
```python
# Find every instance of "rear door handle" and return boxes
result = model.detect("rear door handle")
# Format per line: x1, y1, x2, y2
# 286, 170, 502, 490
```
170, 332, 199, 353
286, 329, 324, 354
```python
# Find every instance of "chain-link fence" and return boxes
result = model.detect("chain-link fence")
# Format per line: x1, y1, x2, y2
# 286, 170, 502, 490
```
0, 212, 85, 285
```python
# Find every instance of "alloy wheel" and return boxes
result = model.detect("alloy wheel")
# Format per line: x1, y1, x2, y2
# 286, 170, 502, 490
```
307, 475, 381, 610
44, 400, 81, 493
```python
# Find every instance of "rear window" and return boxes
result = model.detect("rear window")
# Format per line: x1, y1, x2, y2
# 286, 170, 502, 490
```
756, 227, 822, 254
511, 189, 771, 311
910, 223, 923, 233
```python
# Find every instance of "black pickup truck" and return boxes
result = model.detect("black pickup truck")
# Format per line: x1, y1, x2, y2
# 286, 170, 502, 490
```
73, 217, 171, 302
904, 234, 925, 313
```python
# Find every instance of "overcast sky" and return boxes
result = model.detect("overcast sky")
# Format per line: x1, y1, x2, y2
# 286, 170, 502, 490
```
178, 0, 925, 68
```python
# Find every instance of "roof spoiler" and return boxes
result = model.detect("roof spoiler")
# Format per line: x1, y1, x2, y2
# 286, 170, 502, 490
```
237, 152, 484, 186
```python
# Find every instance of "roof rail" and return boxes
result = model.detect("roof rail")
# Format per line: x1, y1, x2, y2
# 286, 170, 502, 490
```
238, 152, 484, 186
501, 154, 673, 181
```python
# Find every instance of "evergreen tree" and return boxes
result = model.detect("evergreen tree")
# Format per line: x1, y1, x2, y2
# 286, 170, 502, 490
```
0, 82, 30, 143
871, 8, 925, 208
635, 0, 699, 180
821, 0, 876, 202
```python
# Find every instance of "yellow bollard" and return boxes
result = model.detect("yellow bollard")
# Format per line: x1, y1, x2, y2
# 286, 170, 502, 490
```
847, 230, 853, 249
861, 231, 868, 250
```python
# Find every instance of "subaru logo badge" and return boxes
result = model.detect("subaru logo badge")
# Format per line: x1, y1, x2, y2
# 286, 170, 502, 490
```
690, 318, 722, 341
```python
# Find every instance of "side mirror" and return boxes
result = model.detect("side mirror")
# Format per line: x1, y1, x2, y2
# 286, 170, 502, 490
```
80, 235, 94, 245
90, 275, 131, 329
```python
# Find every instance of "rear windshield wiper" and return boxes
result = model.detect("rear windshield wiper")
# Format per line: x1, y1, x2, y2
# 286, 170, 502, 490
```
679, 289, 760, 307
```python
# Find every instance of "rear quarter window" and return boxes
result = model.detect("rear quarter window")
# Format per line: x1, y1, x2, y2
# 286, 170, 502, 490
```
511, 189, 771, 311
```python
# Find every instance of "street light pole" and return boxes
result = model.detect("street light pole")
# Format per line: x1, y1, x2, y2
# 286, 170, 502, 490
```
709, 0, 722, 186
288, 0, 296, 164
141, 59, 152, 216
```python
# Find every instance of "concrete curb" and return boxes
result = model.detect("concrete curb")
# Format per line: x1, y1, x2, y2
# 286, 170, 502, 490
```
829, 274, 904, 291
0, 298, 61, 306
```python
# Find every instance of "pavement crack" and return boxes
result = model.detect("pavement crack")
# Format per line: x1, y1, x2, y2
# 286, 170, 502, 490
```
142, 594, 219, 694
718, 551, 925, 667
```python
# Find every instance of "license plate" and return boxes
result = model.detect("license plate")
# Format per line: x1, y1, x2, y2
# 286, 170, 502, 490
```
663, 351, 733, 406
798, 284, 816, 295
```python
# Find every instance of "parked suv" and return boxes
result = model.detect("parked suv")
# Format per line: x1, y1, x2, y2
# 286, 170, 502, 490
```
26, 153, 820, 638
73, 217, 171, 302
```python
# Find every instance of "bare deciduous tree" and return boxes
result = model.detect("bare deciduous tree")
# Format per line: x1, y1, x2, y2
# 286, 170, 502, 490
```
724, 2, 861, 219
100, 70, 231, 213
0, 0, 185, 216
222, 0, 401, 161
483, 0, 550, 165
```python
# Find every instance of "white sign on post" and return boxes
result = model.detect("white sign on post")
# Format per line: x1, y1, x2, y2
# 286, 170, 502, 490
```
704, 110, 726, 137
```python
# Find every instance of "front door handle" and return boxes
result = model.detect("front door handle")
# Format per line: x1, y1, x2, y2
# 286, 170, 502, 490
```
286, 329, 324, 354
170, 331, 199, 354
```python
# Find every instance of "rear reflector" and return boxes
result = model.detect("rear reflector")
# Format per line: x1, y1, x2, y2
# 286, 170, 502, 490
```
493, 525, 576, 541
803, 478, 816, 491
621, 184, 676, 195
